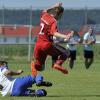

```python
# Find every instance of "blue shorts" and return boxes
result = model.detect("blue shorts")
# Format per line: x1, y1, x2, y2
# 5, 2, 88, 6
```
11, 75, 43, 96
11, 75, 34, 96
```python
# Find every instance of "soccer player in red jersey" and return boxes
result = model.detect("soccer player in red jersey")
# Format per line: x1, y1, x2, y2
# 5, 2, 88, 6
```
31, 3, 72, 76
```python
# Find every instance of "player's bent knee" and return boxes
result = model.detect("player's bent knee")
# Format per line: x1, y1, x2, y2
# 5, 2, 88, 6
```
35, 64, 45, 71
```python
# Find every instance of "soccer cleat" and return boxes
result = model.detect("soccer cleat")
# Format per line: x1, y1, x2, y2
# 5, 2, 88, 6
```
31, 61, 37, 77
28, 89, 47, 97
53, 64, 68, 74
36, 81, 52, 87
34, 89, 47, 97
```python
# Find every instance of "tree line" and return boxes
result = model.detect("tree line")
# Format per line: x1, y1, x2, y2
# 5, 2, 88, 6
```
0, 9, 100, 30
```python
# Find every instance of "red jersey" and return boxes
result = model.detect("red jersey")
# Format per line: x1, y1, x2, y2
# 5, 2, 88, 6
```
37, 11, 57, 43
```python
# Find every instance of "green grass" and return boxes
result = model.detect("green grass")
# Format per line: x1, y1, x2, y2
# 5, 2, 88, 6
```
0, 58, 100, 100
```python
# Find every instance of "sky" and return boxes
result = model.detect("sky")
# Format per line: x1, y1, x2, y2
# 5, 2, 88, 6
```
0, 0, 100, 9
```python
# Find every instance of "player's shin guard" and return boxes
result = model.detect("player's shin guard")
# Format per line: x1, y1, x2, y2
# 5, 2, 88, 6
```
31, 61, 37, 77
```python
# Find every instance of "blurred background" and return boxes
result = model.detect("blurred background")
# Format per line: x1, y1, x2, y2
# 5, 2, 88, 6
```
0, 0, 100, 61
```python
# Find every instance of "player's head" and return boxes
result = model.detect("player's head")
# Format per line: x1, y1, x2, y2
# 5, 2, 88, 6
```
0, 61, 4, 66
0, 60, 8, 68
73, 30, 79, 36
70, 29, 81, 37
47, 6, 64, 20
88, 28, 93, 35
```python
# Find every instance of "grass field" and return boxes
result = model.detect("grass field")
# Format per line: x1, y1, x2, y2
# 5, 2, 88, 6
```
0, 57, 100, 100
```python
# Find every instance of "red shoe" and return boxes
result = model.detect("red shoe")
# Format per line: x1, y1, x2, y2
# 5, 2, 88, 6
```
31, 61, 37, 76
53, 64, 68, 74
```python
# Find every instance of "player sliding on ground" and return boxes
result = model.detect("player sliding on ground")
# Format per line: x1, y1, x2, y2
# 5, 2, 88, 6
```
31, 2, 72, 76
0, 61, 52, 97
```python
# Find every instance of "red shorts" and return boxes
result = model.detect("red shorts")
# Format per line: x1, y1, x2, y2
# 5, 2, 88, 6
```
34, 41, 69, 70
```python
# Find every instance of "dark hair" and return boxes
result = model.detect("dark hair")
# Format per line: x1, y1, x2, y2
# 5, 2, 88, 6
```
55, 6, 64, 15
47, 6, 64, 16
0, 61, 8, 65
0, 61, 4, 65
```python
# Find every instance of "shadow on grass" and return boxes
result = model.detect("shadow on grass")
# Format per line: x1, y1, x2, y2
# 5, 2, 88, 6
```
46, 94, 100, 97
9, 94, 100, 98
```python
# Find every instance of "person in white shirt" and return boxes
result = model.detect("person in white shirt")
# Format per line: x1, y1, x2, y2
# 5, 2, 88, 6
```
66, 30, 81, 69
0, 61, 52, 97
83, 28, 96, 69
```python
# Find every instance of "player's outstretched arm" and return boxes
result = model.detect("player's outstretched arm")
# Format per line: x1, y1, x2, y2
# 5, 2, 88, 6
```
83, 40, 94, 45
4, 69, 23, 76
43, 2, 62, 12
54, 32, 73, 41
